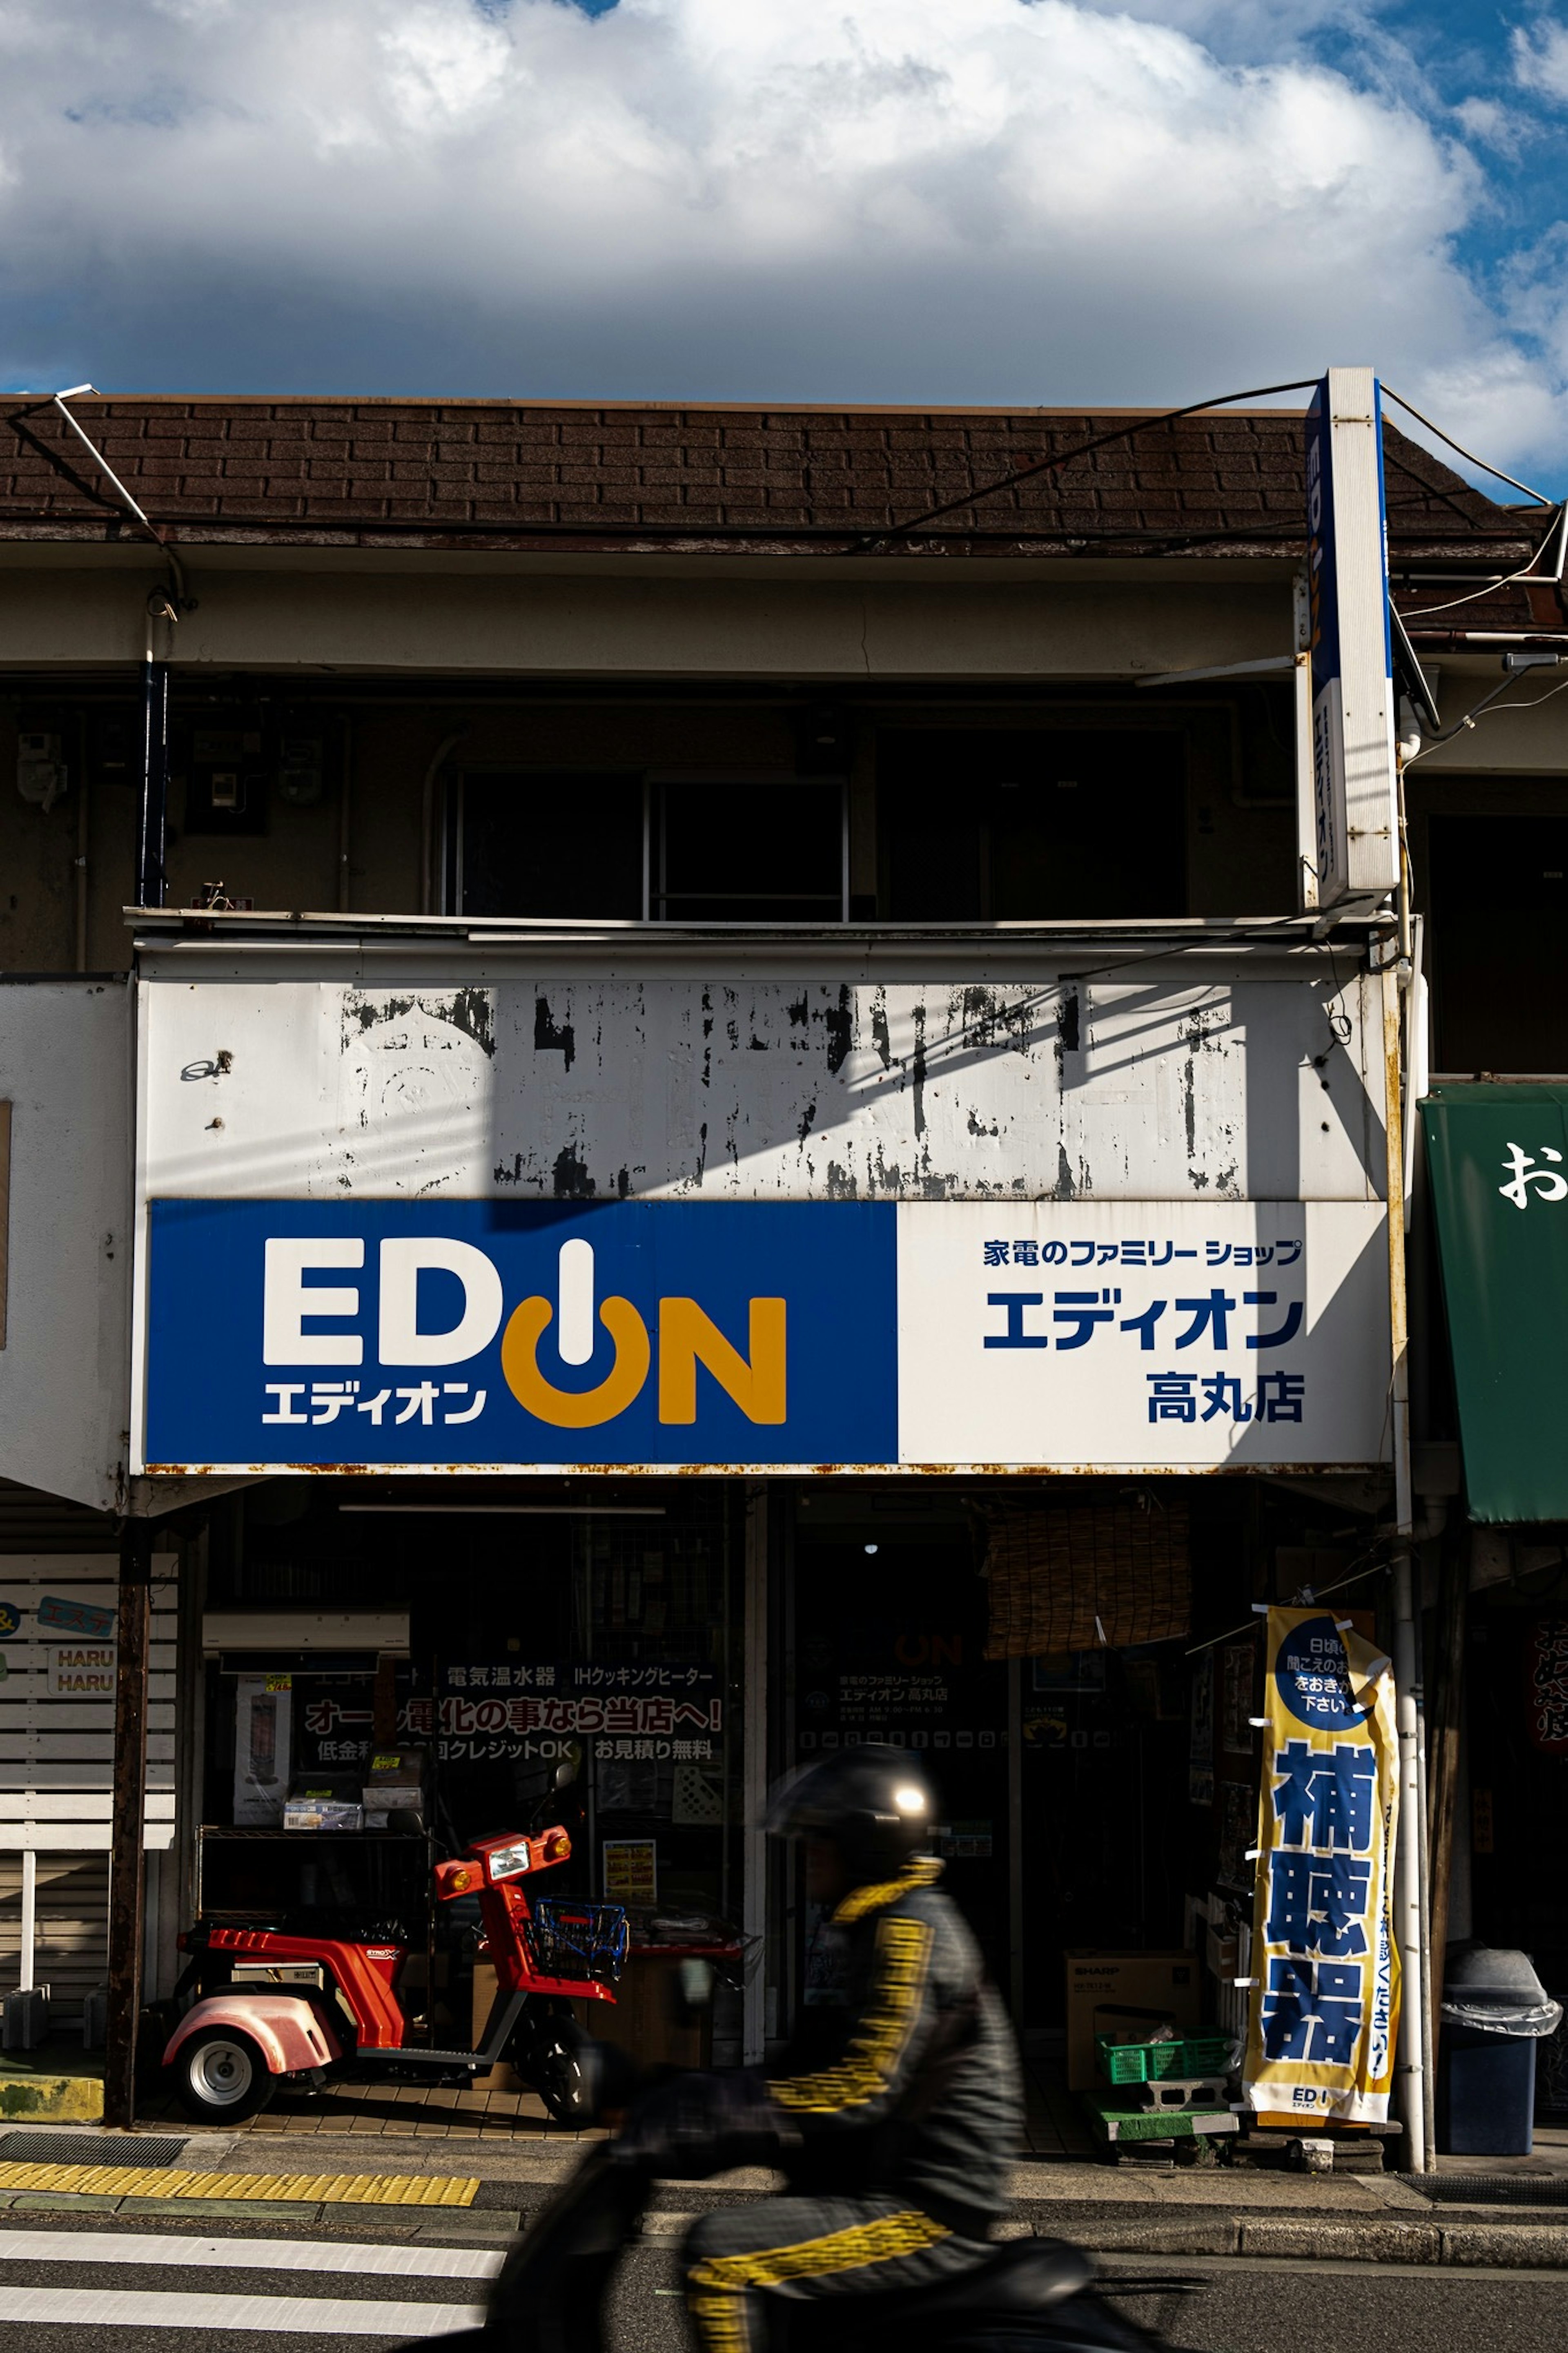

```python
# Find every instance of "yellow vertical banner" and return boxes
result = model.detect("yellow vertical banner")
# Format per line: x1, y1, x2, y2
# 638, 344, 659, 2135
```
1243, 1606, 1401, 2123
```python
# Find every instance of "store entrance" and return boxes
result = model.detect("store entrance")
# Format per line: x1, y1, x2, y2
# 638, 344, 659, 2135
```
790, 1499, 1011, 1989
785, 1490, 1200, 2056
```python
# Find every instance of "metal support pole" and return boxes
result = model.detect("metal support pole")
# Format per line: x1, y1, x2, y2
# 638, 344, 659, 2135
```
1292, 571, 1320, 914
1382, 962, 1428, 2170
17, 1851, 36, 1994
1415, 1660, 1436, 2169
1427, 1518, 1469, 2016
137, 605, 171, 910
105, 1523, 152, 2129
337, 714, 354, 912
1007, 1657, 1024, 2033
742, 1482, 768, 2065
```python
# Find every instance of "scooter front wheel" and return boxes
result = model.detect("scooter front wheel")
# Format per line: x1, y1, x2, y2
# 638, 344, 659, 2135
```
170, 2027, 276, 2123
532, 2025, 591, 2126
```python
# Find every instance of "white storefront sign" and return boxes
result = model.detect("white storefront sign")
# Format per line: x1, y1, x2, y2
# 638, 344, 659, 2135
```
140, 1196, 1388, 1474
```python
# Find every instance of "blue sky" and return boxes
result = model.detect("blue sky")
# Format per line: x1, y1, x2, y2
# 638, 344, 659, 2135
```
2, 0, 1567, 491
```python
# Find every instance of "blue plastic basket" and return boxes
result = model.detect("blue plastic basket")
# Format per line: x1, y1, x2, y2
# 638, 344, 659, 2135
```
525, 1895, 628, 1986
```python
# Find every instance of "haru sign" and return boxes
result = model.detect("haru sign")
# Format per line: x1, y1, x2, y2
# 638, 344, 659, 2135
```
140, 1198, 1390, 1474
1305, 368, 1399, 907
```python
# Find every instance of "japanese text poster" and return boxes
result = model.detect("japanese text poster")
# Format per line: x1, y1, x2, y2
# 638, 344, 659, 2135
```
1243, 1607, 1400, 2123
602, 1839, 657, 1905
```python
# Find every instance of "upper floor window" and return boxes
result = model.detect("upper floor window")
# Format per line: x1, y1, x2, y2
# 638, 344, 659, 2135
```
1425, 810, 1568, 1075
448, 772, 846, 923
877, 728, 1188, 921
451, 771, 644, 921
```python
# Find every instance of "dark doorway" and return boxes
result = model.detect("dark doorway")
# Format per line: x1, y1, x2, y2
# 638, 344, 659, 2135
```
1428, 814, 1568, 1073
790, 1528, 1011, 1989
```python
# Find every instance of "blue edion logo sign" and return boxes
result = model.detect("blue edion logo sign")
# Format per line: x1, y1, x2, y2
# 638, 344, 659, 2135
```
143, 1199, 898, 1468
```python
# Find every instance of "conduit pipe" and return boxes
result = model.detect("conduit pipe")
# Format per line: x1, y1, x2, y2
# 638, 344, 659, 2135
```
137, 591, 177, 910
74, 709, 90, 970
419, 729, 467, 915
338, 714, 354, 912
1382, 934, 1430, 2170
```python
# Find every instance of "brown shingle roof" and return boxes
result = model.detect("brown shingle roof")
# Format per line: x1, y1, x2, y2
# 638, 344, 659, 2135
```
0, 396, 1550, 607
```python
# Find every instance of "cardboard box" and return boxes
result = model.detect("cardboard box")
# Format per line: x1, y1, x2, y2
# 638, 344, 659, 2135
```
1064, 1950, 1200, 2090
364, 1747, 429, 1832
364, 1789, 424, 1830
283, 1768, 363, 1833
570, 1955, 710, 2073
472, 1960, 525, 2092
283, 1797, 364, 1832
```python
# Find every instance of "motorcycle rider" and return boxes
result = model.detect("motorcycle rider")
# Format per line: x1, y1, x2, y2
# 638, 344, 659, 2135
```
617, 1745, 1024, 2353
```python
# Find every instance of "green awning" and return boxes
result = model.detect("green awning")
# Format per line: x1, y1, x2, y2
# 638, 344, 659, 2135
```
1420, 1084, 1568, 1523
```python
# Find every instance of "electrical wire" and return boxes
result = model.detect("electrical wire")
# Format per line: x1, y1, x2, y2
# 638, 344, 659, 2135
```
1062, 906, 1359, 993
1404, 660, 1568, 759
1381, 386, 1558, 509
1473, 669, 1568, 713
853, 378, 1323, 546
1183, 1539, 1393, 1657
1396, 504, 1566, 619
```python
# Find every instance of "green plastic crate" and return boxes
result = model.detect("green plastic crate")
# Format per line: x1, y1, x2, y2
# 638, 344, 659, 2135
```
1082, 2093, 1239, 2147
1095, 2031, 1236, 2085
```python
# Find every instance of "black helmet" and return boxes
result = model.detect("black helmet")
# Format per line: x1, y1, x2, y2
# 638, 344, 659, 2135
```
763, 1746, 936, 1883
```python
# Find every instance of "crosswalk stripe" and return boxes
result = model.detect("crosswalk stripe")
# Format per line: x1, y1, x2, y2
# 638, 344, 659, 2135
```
0, 2163, 479, 2204
0, 2225, 505, 2277
0, 2282, 487, 2332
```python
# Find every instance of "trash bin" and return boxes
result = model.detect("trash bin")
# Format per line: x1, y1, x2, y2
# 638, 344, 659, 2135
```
1437, 1946, 1563, 2157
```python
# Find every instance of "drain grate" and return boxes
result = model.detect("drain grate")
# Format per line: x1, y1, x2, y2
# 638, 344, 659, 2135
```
1408, 2173, 1568, 2205
0, 2130, 189, 2168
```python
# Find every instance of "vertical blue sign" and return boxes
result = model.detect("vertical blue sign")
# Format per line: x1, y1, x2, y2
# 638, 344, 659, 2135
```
1305, 369, 1395, 909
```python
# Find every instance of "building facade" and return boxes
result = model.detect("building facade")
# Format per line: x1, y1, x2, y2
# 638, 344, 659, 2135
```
1, 386, 1565, 2148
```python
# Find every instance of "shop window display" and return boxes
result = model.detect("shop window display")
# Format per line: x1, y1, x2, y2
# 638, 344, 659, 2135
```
199, 1485, 747, 2071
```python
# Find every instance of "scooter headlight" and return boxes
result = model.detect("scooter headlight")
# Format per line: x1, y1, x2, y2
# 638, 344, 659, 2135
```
486, 1839, 532, 1881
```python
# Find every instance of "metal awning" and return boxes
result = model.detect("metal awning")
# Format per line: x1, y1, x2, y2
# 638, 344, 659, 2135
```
1420, 1084, 1568, 1523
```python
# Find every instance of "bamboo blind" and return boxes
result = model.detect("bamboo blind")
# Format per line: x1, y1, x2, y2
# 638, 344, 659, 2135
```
982, 1498, 1191, 1657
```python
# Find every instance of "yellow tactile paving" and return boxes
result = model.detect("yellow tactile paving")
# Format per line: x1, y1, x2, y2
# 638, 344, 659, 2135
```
0, 2161, 479, 2205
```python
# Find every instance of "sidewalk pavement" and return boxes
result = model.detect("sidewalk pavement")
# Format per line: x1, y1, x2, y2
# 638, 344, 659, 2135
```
4, 2124, 1568, 2270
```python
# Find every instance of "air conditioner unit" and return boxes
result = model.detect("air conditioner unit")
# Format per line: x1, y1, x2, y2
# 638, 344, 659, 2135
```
202, 1609, 411, 1655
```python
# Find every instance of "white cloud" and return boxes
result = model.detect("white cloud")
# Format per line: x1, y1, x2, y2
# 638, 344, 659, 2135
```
1512, 17, 1568, 103
0, 0, 1561, 478
1452, 95, 1526, 156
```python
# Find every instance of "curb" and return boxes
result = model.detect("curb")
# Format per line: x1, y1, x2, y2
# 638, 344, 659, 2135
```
11, 2132, 1568, 2274
0, 2074, 104, 2124
1035, 2209, 1568, 2272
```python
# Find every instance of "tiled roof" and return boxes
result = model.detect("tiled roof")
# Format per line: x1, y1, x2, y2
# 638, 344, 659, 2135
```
0, 397, 1553, 613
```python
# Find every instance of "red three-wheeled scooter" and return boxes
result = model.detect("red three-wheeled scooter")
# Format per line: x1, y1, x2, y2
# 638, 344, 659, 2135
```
161, 1791, 627, 2125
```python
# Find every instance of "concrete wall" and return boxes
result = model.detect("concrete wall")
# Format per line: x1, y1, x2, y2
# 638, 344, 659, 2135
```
0, 980, 131, 1512
0, 558, 1294, 679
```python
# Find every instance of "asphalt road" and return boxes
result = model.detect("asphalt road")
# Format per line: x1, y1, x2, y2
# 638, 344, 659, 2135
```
0, 2210, 1564, 2353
